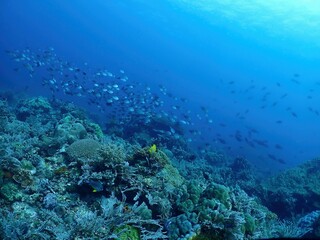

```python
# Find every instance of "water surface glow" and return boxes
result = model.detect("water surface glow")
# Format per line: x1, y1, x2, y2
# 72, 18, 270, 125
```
174, 0, 320, 46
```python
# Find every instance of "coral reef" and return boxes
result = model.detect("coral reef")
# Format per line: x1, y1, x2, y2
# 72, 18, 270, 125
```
259, 157, 320, 218
0, 100, 10, 132
0, 96, 316, 239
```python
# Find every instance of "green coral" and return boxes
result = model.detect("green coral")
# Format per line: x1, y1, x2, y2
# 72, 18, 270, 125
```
198, 198, 226, 222
244, 213, 256, 235
113, 225, 140, 240
203, 183, 231, 209
131, 147, 170, 167
187, 181, 202, 204
177, 181, 202, 213
88, 122, 104, 139
134, 202, 152, 220
20, 160, 36, 172
0, 182, 22, 201
159, 164, 185, 187
178, 199, 194, 213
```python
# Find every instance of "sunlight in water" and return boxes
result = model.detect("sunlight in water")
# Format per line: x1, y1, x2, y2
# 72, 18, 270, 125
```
174, 0, 320, 42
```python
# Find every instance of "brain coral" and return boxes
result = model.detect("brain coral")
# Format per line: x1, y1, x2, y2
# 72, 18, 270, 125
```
66, 139, 101, 160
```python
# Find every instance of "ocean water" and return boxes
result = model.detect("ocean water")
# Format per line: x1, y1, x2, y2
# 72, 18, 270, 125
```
1, 0, 320, 174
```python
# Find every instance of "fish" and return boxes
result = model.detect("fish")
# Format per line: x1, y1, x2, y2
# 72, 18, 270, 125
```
268, 154, 277, 160
234, 131, 242, 142
291, 79, 300, 84
280, 93, 288, 99
10, 47, 292, 167
217, 138, 226, 144
253, 139, 268, 148
245, 138, 255, 148
277, 158, 286, 164
291, 112, 297, 118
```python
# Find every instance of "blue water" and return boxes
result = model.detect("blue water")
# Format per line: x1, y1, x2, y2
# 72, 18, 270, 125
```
1, 0, 320, 173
